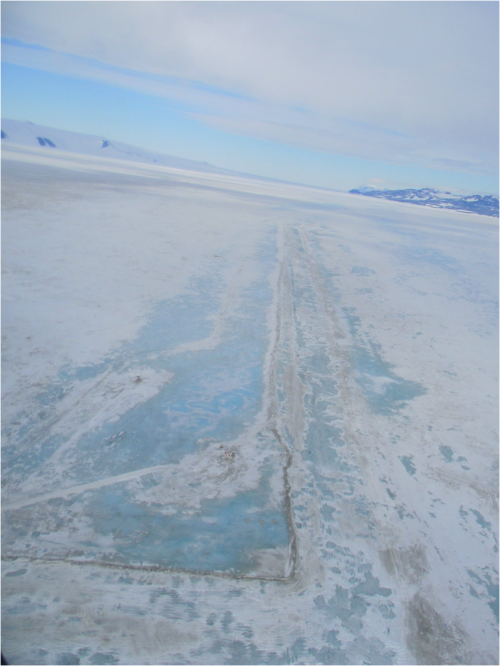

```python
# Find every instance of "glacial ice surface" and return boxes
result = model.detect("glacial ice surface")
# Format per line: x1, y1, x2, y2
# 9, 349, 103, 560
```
2, 149, 498, 665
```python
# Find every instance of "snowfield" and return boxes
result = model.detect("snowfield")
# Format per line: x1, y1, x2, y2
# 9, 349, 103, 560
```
2, 133, 498, 665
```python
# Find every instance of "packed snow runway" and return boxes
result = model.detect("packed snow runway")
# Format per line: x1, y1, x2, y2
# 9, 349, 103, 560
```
2, 147, 498, 664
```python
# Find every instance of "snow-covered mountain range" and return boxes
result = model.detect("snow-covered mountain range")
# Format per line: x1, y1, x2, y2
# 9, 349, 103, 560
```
349, 186, 499, 217
1, 118, 236, 176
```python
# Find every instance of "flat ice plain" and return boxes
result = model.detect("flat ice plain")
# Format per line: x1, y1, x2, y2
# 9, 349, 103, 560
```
2, 142, 498, 665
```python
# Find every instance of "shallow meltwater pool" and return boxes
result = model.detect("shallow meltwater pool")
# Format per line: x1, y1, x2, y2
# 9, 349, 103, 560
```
2, 230, 292, 576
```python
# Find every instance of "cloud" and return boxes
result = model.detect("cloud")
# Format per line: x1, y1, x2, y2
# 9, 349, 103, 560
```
2, 1, 498, 173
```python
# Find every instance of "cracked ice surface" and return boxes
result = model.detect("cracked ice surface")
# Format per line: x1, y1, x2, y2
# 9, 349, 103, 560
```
2, 152, 498, 665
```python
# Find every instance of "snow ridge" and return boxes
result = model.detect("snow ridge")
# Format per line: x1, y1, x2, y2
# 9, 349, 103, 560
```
1, 118, 233, 176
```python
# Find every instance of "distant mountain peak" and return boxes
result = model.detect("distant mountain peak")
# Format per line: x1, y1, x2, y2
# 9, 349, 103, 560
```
349, 187, 498, 217
0, 118, 236, 178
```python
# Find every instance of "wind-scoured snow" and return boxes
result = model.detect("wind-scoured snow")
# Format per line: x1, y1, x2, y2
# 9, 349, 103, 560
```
2, 137, 498, 665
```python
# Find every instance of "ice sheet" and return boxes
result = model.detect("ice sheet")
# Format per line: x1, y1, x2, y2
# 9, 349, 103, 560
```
2, 150, 498, 664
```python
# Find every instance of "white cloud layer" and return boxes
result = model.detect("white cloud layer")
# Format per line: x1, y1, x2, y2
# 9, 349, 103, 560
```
2, 1, 498, 174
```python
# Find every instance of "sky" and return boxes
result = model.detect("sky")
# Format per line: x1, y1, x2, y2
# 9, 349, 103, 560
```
1, 1, 499, 194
